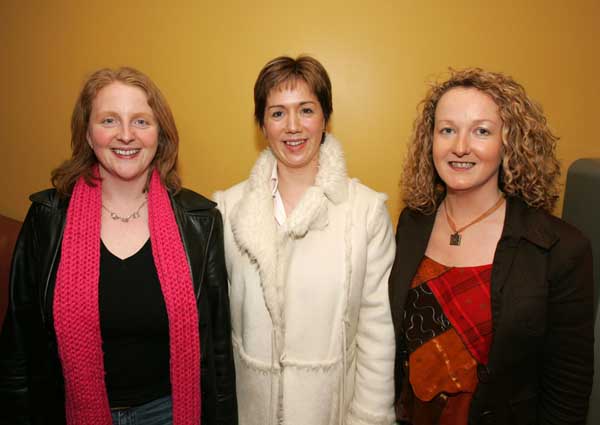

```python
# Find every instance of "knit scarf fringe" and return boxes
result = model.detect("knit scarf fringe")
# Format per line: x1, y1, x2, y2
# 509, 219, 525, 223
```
53, 169, 201, 424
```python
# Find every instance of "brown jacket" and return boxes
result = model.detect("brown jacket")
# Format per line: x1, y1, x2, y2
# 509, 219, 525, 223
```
389, 196, 594, 425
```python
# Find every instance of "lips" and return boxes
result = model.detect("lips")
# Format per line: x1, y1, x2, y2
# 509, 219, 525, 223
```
449, 161, 475, 169
112, 148, 141, 157
283, 138, 307, 147
282, 138, 308, 152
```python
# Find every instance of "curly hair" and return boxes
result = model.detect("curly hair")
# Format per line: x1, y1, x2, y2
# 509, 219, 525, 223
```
402, 68, 560, 214
51, 67, 181, 196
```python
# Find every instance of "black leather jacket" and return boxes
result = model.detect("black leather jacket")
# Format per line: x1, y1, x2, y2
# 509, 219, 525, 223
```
0, 188, 238, 425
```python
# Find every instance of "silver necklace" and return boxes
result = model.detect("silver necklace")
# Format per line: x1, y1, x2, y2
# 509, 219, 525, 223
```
102, 198, 147, 223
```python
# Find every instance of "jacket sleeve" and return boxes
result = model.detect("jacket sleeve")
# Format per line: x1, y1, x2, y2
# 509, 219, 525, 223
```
539, 236, 594, 424
0, 205, 39, 425
206, 209, 238, 425
346, 195, 396, 425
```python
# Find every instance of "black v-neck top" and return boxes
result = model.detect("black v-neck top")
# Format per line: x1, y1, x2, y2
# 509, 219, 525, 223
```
99, 239, 171, 406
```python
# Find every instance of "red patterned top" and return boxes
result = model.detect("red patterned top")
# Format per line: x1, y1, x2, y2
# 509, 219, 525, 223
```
399, 256, 493, 425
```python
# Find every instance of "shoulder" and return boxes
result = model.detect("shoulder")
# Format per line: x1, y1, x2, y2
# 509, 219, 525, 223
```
214, 180, 247, 202
171, 187, 217, 216
536, 210, 590, 265
213, 180, 248, 218
348, 179, 389, 210
397, 206, 434, 232
26, 188, 70, 222
29, 188, 65, 209
348, 180, 393, 236
398, 205, 426, 223
543, 212, 588, 250
506, 198, 591, 279
348, 180, 389, 218
20, 189, 68, 245
510, 198, 589, 253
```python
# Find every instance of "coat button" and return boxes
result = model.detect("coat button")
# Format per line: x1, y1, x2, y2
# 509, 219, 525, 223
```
481, 410, 494, 424
477, 364, 490, 383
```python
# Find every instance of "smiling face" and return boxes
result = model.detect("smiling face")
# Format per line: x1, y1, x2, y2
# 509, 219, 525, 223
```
87, 81, 159, 186
433, 87, 504, 197
262, 79, 325, 175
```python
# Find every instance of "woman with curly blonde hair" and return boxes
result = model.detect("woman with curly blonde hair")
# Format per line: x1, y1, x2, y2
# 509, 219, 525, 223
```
389, 68, 593, 424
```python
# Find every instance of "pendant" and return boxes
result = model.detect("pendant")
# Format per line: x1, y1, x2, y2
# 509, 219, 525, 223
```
449, 232, 461, 246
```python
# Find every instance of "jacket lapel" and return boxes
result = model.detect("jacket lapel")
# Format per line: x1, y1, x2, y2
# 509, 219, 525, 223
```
283, 135, 348, 237
389, 208, 435, 329
170, 189, 217, 299
490, 196, 558, 327
230, 148, 284, 336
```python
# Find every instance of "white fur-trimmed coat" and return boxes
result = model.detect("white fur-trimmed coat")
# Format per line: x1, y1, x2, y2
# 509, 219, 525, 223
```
214, 136, 396, 425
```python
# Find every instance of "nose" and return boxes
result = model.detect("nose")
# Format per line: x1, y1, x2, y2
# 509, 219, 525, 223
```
453, 131, 470, 156
285, 113, 300, 133
117, 124, 135, 143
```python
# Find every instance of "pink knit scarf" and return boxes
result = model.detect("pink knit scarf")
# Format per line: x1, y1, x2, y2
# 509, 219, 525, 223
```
53, 168, 201, 425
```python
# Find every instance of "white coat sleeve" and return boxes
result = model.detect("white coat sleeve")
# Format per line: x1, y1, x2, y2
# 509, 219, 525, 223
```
346, 194, 396, 425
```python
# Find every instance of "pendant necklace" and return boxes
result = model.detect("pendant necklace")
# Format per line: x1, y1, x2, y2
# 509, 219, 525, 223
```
102, 197, 147, 223
443, 194, 505, 246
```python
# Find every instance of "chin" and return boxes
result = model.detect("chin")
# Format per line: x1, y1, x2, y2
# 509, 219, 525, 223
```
112, 170, 148, 182
444, 182, 479, 193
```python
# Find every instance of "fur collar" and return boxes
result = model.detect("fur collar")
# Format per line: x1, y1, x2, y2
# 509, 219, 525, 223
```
229, 135, 349, 345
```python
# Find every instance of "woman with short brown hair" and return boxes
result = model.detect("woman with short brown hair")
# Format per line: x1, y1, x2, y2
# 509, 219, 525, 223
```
215, 55, 396, 425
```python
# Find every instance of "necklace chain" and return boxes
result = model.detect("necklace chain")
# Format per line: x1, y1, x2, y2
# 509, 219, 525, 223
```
443, 194, 505, 246
102, 198, 147, 223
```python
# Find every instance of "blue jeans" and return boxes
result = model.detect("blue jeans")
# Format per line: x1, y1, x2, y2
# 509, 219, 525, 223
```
111, 395, 172, 425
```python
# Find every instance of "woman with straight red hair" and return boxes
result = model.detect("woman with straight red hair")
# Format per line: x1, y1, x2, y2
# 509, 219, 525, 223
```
0, 67, 237, 425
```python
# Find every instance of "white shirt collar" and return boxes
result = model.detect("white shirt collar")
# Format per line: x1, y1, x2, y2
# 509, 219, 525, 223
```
271, 162, 286, 225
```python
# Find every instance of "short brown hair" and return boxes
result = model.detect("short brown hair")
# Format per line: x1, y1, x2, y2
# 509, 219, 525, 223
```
402, 68, 560, 214
254, 55, 333, 127
51, 67, 181, 195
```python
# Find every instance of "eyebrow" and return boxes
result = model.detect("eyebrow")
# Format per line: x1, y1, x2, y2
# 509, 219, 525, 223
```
94, 110, 154, 117
435, 118, 500, 125
267, 101, 317, 109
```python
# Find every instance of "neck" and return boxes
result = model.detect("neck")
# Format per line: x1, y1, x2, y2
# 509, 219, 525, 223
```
100, 168, 149, 206
276, 158, 319, 211
444, 186, 503, 225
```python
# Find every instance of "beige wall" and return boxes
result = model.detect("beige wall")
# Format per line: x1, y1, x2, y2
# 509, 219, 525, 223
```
1, 0, 599, 222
